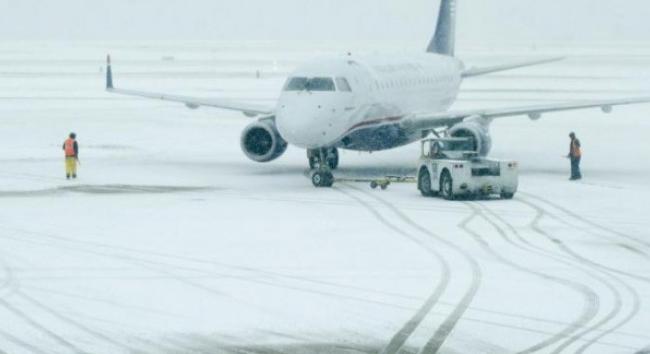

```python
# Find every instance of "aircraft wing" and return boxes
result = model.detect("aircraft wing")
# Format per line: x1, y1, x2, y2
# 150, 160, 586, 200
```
405, 97, 650, 132
105, 56, 274, 117
462, 57, 564, 78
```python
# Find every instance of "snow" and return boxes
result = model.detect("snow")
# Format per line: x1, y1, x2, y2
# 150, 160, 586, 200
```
0, 41, 649, 354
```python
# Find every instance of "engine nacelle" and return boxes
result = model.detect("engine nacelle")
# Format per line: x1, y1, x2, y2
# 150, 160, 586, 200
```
240, 119, 288, 163
448, 119, 492, 157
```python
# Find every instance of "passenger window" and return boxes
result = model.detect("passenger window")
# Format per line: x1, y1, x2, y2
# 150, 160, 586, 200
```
336, 77, 353, 92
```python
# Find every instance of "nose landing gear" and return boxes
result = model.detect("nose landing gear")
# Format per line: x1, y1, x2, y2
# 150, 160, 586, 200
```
308, 148, 339, 170
309, 148, 337, 188
311, 169, 334, 188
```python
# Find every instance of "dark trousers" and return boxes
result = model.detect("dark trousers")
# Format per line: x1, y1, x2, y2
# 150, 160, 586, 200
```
570, 157, 582, 179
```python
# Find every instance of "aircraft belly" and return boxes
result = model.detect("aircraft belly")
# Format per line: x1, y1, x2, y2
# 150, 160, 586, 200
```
338, 124, 420, 151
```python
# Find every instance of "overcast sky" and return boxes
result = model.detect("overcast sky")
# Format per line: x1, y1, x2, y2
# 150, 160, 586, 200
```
1, 0, 649, 43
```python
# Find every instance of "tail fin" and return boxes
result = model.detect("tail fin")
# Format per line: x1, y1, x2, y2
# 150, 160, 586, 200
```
427, 0, 457, 56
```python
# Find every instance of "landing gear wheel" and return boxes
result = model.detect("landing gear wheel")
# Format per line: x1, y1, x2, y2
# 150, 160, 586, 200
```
501, 192, 515, 200
312, 170, 334, 188
418, 169, 434, 197
370, 181, 378, 189
440, 171, 454, 200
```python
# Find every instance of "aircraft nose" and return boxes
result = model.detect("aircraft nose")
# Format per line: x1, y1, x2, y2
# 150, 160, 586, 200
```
276, 99, 343, 149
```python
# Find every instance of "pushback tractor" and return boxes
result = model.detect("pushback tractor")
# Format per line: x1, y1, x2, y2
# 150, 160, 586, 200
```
417, 138, 519, 200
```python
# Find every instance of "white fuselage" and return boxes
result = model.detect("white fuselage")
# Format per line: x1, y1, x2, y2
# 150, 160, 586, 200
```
275, 53, 464, 151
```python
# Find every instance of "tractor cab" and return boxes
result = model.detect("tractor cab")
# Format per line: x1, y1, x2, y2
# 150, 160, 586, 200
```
421, 137, 478, 161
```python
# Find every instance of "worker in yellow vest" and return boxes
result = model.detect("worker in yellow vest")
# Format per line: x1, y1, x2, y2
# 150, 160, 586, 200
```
568, 132, 582, 180
62, 133, 79, 179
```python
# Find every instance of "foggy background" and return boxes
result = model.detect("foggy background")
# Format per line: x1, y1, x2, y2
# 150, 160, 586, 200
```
1, 0, 649, 44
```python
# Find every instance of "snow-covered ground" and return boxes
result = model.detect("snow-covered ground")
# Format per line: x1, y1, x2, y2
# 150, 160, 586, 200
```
1, 41, 650, 354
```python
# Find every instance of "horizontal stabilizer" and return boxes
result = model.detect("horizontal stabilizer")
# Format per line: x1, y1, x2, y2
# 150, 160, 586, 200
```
462, 57, 564, 78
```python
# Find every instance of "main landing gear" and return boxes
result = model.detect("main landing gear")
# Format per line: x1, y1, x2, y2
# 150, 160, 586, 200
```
308, 148, 338, 188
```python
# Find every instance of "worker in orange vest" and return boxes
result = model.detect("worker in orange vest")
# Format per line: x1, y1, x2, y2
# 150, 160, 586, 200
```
568, 132, 582, 180
62, 132, 79, 179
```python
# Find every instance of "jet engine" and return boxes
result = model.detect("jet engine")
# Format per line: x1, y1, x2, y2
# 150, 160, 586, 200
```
240, 119, 288, 163
447, 118, 492, 156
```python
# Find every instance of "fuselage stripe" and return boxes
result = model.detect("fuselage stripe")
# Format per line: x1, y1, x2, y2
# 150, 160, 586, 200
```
346, 115, 405, 133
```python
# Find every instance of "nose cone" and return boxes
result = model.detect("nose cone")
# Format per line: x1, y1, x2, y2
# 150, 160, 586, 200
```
276, 94, 348, 149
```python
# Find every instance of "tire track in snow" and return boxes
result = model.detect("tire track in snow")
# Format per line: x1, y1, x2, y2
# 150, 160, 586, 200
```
342, 184, 482, 354
520, 194, 650, 283
0, 261, 43, 354
0, 251, 149, 354
518, 195, 646, 353
334, 186, 452, 354
1, 232, 321, 354
0, 259, 19, 299
0, 297, 86, 354
476, 203, 639, 348
0, 229, 420, 321
0, 224, 430, 304
636, 345, 650, 354
518, 197, 640, 354
359, 199, 650, 343
16, 290, 148, 354
400, 199, 650, 348
521, 192, 650, 257
466, 202, 600, 354
557, 244, 641, 354
2, 212, 640, 353
0, 330, 49, 354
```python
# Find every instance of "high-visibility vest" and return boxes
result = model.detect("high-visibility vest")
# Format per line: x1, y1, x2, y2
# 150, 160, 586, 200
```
64, 138, 76, 157
571, 139, 582, 158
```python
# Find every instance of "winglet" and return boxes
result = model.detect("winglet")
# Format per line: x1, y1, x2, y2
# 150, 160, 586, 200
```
106, 54, 114, 90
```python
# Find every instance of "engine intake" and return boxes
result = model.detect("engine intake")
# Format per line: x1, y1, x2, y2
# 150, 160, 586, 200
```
240, 119, 288, 163
448, 119, 492, 156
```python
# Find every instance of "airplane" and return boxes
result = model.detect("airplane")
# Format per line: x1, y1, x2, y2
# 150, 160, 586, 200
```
105, 0, 650, 188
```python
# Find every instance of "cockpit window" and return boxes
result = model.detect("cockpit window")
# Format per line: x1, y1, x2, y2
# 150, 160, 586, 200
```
284, 77, 308, 91
283, 77, 336, 92
335, 77, 352, 92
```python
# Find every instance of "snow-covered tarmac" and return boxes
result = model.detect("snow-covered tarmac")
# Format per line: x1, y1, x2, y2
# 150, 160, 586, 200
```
1, 41, 650, 354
